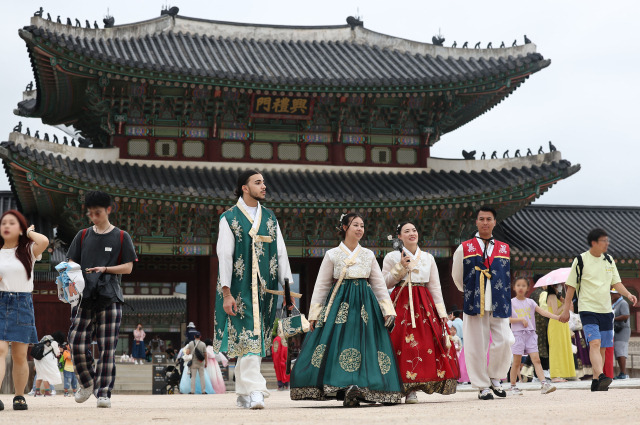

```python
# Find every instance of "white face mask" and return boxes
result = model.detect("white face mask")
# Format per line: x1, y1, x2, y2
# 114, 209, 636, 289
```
555, 285, 563, 293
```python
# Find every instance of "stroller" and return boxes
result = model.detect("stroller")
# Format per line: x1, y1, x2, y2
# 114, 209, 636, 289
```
164, 358, 184, 394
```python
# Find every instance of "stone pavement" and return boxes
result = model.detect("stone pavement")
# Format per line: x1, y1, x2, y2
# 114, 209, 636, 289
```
1, 383, 639, 425
457, 377, 640, 391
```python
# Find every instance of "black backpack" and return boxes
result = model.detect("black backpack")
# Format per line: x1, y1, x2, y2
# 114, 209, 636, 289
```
31, 341, 48, 360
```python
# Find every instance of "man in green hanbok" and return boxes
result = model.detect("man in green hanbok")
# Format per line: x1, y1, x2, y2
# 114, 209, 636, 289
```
213, 170, 293, 409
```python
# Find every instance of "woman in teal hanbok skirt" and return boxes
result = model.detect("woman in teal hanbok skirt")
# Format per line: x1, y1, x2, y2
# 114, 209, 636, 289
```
290, 213, 402, 406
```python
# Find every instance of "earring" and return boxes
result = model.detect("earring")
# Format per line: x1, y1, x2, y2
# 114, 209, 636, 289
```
20, 232, 23, 236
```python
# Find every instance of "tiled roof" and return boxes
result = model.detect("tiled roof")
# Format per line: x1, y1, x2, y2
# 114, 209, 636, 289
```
500, 205, 640, 259
123, 297, 186, 315
19, 17, 549, 88
1, 141, 579, 206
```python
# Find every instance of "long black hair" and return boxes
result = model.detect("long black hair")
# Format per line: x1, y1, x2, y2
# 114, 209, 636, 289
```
234, 170, 260, 198
337, 212, 363, 239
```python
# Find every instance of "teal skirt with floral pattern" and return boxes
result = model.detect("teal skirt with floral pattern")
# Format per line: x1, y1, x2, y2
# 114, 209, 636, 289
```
290, 278, 402, 404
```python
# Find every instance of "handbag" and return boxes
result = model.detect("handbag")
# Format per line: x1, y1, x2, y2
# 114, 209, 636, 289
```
278, 304, 310, 339
614, 321, 624, 333
569, 311, 583, 332
442, 325, 452, 349
193, 341, 205, 362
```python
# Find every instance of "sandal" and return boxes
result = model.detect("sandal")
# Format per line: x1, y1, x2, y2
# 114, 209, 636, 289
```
13, 395, 28, 411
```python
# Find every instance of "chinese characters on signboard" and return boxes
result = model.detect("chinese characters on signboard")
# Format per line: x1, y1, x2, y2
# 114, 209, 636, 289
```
251, 95, 313, 119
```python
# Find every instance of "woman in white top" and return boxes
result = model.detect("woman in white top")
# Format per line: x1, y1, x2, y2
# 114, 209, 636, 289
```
0, 209, 49, 410
34, 335, 62, 396
382, 221, 460, 403
290, 213, 402, 407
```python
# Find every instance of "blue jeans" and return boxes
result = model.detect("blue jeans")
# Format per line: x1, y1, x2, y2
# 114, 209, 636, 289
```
64, 370, 78, 391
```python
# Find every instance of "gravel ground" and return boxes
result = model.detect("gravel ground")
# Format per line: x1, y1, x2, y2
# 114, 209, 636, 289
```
1, 386, 639, 425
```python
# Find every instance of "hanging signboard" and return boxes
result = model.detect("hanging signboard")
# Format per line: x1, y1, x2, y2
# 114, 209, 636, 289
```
250, 95, 314, 120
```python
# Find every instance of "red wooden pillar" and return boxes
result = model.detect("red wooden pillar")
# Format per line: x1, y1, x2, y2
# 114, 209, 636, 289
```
438, 257, 462, 312
205, 255, 218, 339
295, 257, 322, 315
187, 255, 218, 340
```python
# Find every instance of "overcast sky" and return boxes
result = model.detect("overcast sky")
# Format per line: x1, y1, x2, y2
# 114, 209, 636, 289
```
2, 1, 638, 206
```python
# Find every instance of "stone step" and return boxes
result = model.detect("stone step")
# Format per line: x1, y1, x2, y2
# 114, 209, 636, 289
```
111, 361, 282, 394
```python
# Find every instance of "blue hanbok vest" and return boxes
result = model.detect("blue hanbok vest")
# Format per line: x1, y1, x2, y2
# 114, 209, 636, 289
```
461, 238, 511, 318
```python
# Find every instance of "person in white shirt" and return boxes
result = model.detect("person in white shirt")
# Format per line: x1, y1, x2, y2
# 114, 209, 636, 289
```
0, 209, 48, 410
213, 170, 293, 410
451, 206, 513, 401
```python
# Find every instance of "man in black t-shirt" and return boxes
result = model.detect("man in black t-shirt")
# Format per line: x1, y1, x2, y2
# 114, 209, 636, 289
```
67, 191, 137, 408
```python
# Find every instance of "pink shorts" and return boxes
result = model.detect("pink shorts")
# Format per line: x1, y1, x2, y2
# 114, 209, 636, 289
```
511, 330, 538, 356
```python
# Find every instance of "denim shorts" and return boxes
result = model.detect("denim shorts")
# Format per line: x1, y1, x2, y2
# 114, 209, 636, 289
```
580, 311, 614, 348
0, 291, 38, 344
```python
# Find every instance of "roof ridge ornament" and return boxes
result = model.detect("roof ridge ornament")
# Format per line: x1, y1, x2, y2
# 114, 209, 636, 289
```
161, 5, 180, 18
104, 9, 114, 29
432, 28, 445, 46
346, 16, 363, 30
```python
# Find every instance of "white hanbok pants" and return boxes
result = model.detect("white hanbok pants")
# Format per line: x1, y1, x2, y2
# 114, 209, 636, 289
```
463, 311, 514, 389
235, 354, 269, 397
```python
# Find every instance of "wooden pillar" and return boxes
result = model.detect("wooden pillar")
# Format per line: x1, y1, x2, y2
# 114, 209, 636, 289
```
187, 255, 218, 339
438, 257, 463, 312
205, 255, 218, 339
186, 270, 199, 334
295, 257, 322, 315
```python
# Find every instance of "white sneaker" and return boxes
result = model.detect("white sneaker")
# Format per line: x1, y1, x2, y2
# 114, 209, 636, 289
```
249, 391, 265, 410
541, 382, 556, 395
134, 360, 138, 365
508, 386, 524, 396
405, 391, 419, 404
27, 390, 35, 396
97, 397, 111, 408
236, 395, 250, 408
51, 389, 56, 396
75, 384, 94, 403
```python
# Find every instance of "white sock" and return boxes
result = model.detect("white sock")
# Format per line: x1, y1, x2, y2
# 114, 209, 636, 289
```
491, 379, 501, 387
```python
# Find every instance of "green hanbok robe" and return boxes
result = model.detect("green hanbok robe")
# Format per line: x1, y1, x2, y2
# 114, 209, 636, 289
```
213, 200, 290, 358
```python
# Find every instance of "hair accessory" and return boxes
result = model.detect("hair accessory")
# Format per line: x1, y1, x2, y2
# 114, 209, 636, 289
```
387, 235, 393, 241
339, 213, 346, 223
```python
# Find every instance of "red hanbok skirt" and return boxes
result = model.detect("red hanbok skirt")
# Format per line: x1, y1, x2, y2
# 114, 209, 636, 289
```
389, 283, 460, 395
272, 336, 290, 384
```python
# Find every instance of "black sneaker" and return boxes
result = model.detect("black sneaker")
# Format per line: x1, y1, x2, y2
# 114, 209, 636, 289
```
490, 383, 507, 398
0, 399, 4, 411
591, 379, 598, 392
597, 373, 612, 391
478, 388, 494, 400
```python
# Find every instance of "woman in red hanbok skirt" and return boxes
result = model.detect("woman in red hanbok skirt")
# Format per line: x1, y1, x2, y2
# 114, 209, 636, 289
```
382, 222, 460, 403
271, 335, 290, 390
